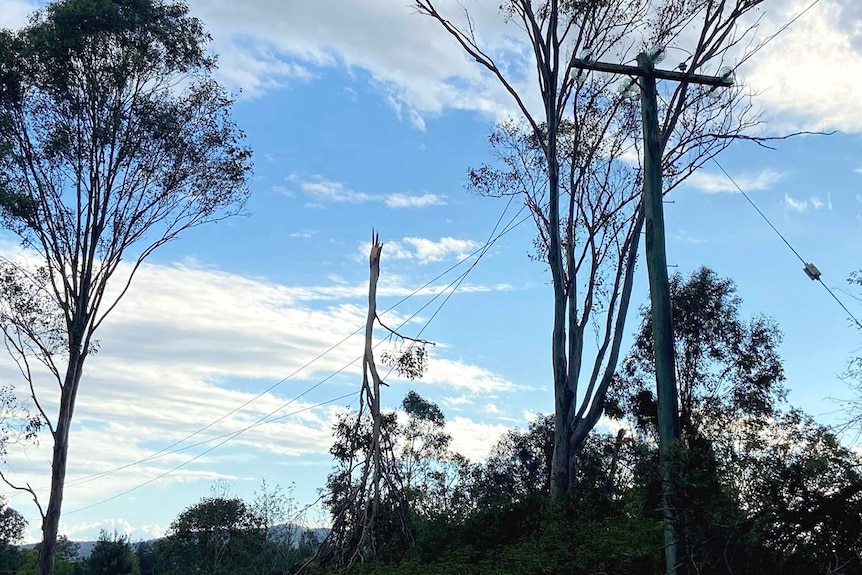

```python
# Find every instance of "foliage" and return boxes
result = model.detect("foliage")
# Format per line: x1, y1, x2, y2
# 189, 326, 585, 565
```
0, 383, 41, 462
311, 265, 862, 575
729, 410, 862, 573
0, 495, 25, 546
86, 532, 139, 575
380, 345, 428, 381
161, 496, 265, 575
0, 496, 25, 574
418, 0, 766, 508
840, 270, 862, 434
612, 266, 786, 443
319, 392, 468, 569
17, 536, 82, 575
470, 414, 554, 504
0, 0, 251, 571
157, 488, 316, 575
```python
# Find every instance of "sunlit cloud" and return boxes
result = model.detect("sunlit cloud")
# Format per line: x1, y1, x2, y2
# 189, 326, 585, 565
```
684, 168, 785, 194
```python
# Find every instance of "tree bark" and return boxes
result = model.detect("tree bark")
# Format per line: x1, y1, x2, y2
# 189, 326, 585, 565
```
367, 237, 383, 525
39, 350, 85, 575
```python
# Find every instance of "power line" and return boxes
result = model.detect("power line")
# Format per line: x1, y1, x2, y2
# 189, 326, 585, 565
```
64, 391, 358, 515
61, 0, 835, 513
56, 197, 535, 512
8, 197, 532, 500
712, 160, 808, 265
713, 158, 862, 330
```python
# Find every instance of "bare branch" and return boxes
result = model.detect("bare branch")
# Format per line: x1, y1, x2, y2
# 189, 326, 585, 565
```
0, 470, 43, 521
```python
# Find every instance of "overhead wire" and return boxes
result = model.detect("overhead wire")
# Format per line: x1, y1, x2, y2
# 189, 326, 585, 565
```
59, 194, 534, 513
712, 158, 862, 330
64, 391, 358, 515
9, 195, 530, 500
11, 0, 828, 507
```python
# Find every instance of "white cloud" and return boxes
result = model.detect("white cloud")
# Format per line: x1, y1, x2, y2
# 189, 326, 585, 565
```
403, 237, 481, 263
684, 168, 785, 194
0, 256, 520, 538
60, 518, 139, 540
742, 0, 862, 132
674, 230, 708, 244
293, 175, 373, 203
288, 175, 446, 209
445, 417, 509, 461
187, 0, 524, 125
421, 358, 519, 393
595, 415, 636, 438
0, 0, 36, 29
384, 193, 447, 208
784, 193, 829, 213
10, 0, 861, 133
441, 395, 473, 409
183, 0, 862, 133
358, 236, 483, 265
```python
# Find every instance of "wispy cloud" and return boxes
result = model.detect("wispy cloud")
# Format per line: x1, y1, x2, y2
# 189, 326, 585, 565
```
685, 168, 785, 194
743, 0, 862, 132
384, 193, 446, 208
289, 174, 446, 208
674, 230, 708, 244
446, 417, 510, 461
358, 236, 483, 265
293, 175, 373, 203
0, 0, 37, 29
784, 193, 830, 213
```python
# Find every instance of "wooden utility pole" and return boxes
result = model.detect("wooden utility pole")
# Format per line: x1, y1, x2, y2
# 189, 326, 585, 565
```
573, 52, 732, 575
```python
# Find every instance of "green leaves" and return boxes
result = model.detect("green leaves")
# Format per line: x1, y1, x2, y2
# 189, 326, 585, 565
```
614, 266, 786, 440
87, 531, 140, 575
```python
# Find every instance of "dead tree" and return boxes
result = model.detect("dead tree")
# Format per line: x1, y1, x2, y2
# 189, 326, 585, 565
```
318, 233, 432, 570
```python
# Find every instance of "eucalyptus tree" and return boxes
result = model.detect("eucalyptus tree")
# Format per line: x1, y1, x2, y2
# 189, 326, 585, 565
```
416, 0, 770, 506
0, 1, 251, 573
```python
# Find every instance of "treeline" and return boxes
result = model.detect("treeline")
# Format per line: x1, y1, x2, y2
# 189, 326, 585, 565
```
0, 488, 320, 575
1, 268, 859, 575
305, 268, 862, 575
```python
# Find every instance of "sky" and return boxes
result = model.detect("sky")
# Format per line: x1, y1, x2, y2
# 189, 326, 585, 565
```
0, 0, 861, 545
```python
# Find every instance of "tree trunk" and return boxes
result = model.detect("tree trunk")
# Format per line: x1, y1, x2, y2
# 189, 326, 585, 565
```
365, 235, 383, 549
39, 352, 85, 575
542, 3, 570, 505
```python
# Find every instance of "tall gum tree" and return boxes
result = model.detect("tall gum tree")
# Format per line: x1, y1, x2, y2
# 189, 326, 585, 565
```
416, 0, 772, 503
0, 1, 252, 573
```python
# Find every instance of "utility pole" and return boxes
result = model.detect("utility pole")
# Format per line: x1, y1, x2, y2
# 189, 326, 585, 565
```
573, 50, 732, 575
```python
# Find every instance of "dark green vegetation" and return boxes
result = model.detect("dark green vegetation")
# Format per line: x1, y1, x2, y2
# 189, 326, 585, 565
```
1, 490, 320, 575
1, 267, 857, 575
300, 268, 862, 575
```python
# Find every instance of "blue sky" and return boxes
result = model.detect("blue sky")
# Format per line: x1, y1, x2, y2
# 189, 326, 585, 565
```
0, 0, 861, 544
